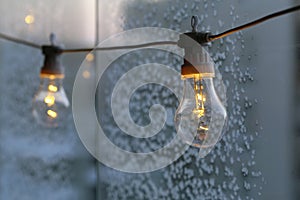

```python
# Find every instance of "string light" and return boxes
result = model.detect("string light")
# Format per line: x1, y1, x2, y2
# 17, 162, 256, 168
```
0, 5, 298, 136
32, 43, 69, 127
175, 19, 227, 157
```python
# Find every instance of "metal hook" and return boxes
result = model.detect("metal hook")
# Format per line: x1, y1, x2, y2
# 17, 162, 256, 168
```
191, 16, 199, 32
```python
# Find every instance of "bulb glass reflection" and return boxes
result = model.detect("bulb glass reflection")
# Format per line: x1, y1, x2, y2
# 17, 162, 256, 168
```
175, 73, 227, 157
32, 76, 69, 127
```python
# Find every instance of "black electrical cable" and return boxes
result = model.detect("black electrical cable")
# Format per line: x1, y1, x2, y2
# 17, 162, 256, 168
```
0, 5, 299, 51
62, 41, 178, 53
0, 32, 41, 49
209, 5, 300, 41
0, 32, 177, 52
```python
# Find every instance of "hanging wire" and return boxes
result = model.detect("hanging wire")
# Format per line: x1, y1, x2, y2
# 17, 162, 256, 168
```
0, 32, 41, 49
62, 41, 178, 53
209, 4, 300, 41
0, 32, 177, 52
0, 5, 299, 51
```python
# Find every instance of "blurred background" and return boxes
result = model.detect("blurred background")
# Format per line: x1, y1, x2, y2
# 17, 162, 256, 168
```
0, 0, 299, 199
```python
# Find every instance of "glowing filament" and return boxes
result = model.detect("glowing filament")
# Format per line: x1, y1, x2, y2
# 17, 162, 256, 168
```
193, 76, 206, 118
199, 125, 209, 131
48, 85, 58, 92
197, 125, 209, 141
47, 110, 57, 118
44, 95, 55, 106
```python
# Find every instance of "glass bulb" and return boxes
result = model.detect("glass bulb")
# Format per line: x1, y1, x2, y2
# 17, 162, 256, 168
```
32, 76, 69, 127
175, 74, 227, 157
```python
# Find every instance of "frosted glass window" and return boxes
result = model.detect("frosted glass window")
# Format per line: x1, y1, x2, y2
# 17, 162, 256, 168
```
0, 0, 299, 199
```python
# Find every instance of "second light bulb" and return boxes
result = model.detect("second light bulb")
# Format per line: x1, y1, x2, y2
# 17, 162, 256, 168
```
32, 45, 69, 127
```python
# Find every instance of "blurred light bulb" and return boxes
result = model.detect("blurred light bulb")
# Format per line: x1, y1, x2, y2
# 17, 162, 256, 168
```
25, 14, 35, 24
175, 34, 227, 157
33, 75, 69, 127
32, 45, 69, 127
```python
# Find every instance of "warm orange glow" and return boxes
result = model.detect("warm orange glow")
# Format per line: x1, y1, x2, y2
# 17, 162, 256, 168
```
196, 94, 206, 102
48, 85, 58, 92
200, 126, 209, 131
197, 94, 202, 100
193, 76, 205, 118
40, 74, 64, 79
193, 108, 205, 118
25, 15, 35, 24
86, 53, 94, 62
82, 70, 91, 79
44, 96, 55, 106
47, 110, 57, 118
49, 75, 57, 79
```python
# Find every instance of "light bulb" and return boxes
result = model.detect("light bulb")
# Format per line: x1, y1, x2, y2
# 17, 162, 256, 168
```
32, 45, 69, 127
175, 33, 227, 157
174, 75, 227, 154
33, 76, 69, 127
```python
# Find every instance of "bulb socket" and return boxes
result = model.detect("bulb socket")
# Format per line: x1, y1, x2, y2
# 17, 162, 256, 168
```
178, 33, 215, 79
40, 45, 64, 79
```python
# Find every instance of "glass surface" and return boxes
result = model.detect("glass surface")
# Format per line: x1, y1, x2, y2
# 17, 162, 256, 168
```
0, 0, 298, 199
96, 0, 299, 199
32, 77, 69, 127
0, 1, 96, 200
175, 77, 227, 156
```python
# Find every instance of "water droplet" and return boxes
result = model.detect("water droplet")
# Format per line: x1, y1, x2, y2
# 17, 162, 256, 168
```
244, 181, 251, 190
